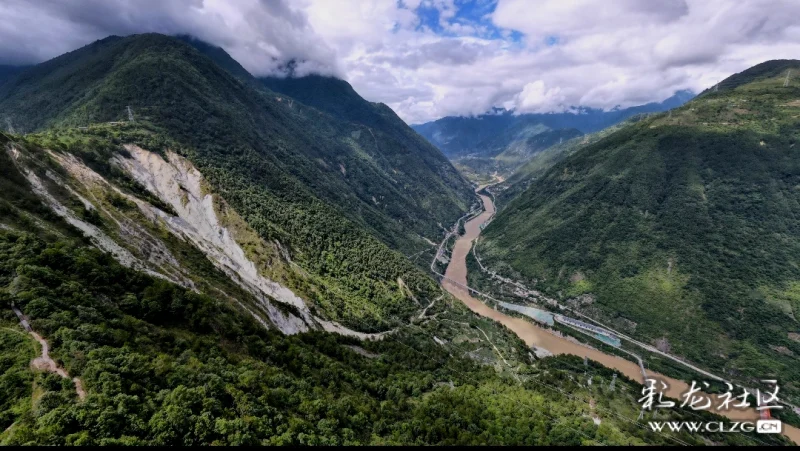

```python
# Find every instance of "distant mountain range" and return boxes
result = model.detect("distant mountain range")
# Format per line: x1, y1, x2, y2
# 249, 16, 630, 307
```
412, 90, 695, 159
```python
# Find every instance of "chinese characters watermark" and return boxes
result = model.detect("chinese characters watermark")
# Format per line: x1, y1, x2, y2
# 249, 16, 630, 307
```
638, 378, 783, 412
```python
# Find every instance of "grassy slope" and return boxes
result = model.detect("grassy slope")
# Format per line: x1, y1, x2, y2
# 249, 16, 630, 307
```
481, 60, 800, 399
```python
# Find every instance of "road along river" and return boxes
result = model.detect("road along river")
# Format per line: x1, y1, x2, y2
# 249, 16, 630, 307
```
441, 189, 800, 444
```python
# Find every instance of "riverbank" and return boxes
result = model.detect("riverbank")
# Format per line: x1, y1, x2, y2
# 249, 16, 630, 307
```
441, 188, 799, 444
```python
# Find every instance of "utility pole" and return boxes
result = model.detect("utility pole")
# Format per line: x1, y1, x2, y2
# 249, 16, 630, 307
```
784, 70, 792, 87
127, 106, 135, 122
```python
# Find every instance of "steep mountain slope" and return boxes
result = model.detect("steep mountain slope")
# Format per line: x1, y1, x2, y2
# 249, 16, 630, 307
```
0, 38, 774, 446
413, 91, 695, 158
484, 123, 583, 162
2, 130, 701, 445
0, 33, 476, 334
478, 60, 800, 399
412, 110, 514, 158
260, 74, 473, 220
175, 35, 259, 86
497, 119, 643, 205
0, 34, 473, 255
0, 132, 779, 446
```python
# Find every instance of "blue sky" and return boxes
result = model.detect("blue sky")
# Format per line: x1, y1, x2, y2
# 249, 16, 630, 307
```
411, 0, 522, 42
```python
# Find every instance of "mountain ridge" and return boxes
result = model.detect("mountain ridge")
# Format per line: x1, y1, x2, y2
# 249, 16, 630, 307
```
0, 33, 474, 255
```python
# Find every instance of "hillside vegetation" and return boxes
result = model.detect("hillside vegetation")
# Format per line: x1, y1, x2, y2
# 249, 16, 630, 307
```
0, 33, 790, 446
453, 122, 584, 180
497, 119, 643, 205
0, 34, 473, 255
1, 225, 715, 445
480, 60, 800, 400
0, 111, 771, 448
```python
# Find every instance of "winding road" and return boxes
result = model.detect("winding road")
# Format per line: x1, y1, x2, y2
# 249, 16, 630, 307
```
439, 184, 800, 444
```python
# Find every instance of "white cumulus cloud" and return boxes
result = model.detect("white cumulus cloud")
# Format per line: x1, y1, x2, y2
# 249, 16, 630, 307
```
1, 0, 799, 124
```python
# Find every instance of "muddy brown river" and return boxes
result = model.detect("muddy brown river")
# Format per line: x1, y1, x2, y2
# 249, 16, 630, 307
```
442, 190, 799, 444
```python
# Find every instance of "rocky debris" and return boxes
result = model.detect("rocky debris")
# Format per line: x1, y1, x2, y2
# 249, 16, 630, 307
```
12, 150, 142, 272
770, 345, 794, 356
114, 145, 314, 334
45, 151, 195, 289
531, 346, 553, 358
115, 145, 390, 339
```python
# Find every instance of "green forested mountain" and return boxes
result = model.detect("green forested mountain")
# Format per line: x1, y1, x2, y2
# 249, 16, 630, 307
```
0, 33, 777, 446
0, 34, 473, 254
498, 119, 643, 205
259, 73, 473, 224
480, 60, 800, 399
0, 32, 482, 333
0, 32, 792, 446
483, 122, 583, 162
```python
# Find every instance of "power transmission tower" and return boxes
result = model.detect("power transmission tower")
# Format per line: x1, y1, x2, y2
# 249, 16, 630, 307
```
609, 373, 617, 391
784, 70, 792, 87
713, 83, 719, 93
126, 106, 135, 122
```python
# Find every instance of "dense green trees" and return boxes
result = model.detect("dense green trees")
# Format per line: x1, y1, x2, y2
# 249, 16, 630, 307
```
3, 230, 750, 446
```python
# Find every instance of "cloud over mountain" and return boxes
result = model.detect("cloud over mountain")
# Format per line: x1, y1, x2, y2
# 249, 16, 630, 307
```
2, 0, 799, 123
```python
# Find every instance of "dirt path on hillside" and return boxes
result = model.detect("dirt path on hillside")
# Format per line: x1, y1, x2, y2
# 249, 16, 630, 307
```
12, 306, 86, 401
